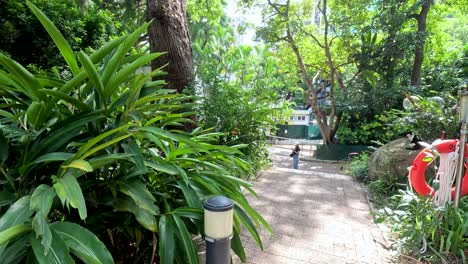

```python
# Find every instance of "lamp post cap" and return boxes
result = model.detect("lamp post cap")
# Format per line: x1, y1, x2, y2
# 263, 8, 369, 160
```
204, 196, 234, 212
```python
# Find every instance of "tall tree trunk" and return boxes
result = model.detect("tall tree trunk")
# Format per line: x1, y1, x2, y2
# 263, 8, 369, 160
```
411, 1, 431, 86
280, 0, 340, 144
146, 0, 193, 93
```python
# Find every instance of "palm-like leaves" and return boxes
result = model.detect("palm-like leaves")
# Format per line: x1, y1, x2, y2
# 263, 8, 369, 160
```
0, 2, 270, 263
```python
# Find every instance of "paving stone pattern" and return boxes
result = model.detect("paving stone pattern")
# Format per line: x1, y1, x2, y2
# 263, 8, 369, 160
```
233, 147, 395, 264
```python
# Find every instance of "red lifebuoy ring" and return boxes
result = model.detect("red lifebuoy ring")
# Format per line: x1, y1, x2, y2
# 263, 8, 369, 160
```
409, 139, 468, 199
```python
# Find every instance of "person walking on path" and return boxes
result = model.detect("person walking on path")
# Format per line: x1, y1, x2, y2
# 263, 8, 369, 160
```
291, 144, 301, 169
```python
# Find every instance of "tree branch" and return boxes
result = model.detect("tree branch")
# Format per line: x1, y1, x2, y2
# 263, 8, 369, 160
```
408, 13, 419, 20
299, 27, 325, 48
267, 0, 287, 16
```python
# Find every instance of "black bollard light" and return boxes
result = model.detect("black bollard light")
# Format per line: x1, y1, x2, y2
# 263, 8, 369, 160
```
204, 195, 234, 264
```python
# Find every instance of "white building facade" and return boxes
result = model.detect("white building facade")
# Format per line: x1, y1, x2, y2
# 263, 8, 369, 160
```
289, 110, 311, 125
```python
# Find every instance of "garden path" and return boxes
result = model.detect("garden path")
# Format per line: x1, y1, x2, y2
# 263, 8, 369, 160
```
234, 146, 396, 264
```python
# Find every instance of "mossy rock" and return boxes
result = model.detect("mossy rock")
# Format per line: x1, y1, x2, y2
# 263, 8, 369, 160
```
368, 138, 432, 181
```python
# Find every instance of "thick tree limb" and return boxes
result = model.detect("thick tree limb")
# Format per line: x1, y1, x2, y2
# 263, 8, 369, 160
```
410, 1, 431, 86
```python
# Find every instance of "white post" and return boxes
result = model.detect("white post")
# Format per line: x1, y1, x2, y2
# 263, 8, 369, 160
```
455, 90, 468, 207
204, 196, 234, 264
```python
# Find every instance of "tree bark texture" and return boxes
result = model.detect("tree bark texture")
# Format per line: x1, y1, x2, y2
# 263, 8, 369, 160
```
411, 1, 431, 86
146, 0, 193, 93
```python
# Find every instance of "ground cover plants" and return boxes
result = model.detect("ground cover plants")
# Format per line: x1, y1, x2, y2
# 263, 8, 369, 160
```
0, 2, 270, 263
375, 191, 468, 263
348, 151, 468, 262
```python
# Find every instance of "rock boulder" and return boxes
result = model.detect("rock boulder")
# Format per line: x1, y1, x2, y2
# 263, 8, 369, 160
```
368, 138, 421, 181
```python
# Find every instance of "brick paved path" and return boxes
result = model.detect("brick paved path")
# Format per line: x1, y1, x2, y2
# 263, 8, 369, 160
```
234, 146, 395, 264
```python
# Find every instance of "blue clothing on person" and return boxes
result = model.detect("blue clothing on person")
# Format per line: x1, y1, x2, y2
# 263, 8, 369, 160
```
293, 153, 299, 169
291, 144, 301, 169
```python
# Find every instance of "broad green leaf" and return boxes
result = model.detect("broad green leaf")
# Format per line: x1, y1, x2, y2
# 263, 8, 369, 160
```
53, 174, 87, 220
104, 53, 162, 98
0, 110, 15, 119
172, 215, 198, 264
0, 196, 34, 232
192, 176, 222, 194
77, 51, 104, 105
40, 89, 91, 112
167, 147, 200, 160
234, 206, 263, 250
30, 185, 56, 216
233, 195, 272, 234
203, 171, 253, 189
145, 160, 179, 175
177, 158, 225, 172
139, 127, 199, 148
139, 126, 180, 142
119, 180, 158, 215
89, 36, 125, 64
88, 153, 135, 169
58, 71, 86, 94
100, 22, 150, 88
125, 74, 151, 111
51, 222, 114, 264
0, 54, 44, 101
113, 197, 158, 232
159, 215, 174, 264
74, 124, 132, 159
0, 233, 30, 264
176, 181, 201, 209
170, 208, 203, 220
0, 225, 32, 245
0, 131, 8, 165
37, 76, 65, 88
32, 213, 52, 254
62, 159, 93, 173
231, 226, 246, 263
141, 132, 169, 154
0, 192, 16, 207
135, 93, 179, 107
122, 142, 146, 174
32, 153, 73, 164
31, 230, 74, 264
26, 2, 79, 75
26, 101, 47, 129
232, 156, 250, 172
29, 111, 105, 161
80, 134, 132, 160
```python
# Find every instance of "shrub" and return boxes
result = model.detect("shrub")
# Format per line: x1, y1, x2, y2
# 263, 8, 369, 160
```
374, 190, 468, 263
0, 2, 270, 263
347, 153, 370, 182
337, 94, 459, 145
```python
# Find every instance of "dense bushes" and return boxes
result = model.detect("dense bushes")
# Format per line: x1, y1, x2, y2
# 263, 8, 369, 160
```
192, 20, 290, 177
346, 153, 369, 182
0, 3, 269, 263
375, 191, 468, 263
348, 145, 468, 262
0, 0, 119, 71
338, 94, 459, 145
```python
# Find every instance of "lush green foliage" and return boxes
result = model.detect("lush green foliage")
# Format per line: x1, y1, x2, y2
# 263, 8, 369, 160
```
0, 3, 270, 263
246, 0, 466, 145
338, 94, 459, 145
0, 0, 121, 71
192, 19, 291, 175
337, 1, 467, 145
346, 153, 370, 182
375, 191, 468, 263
